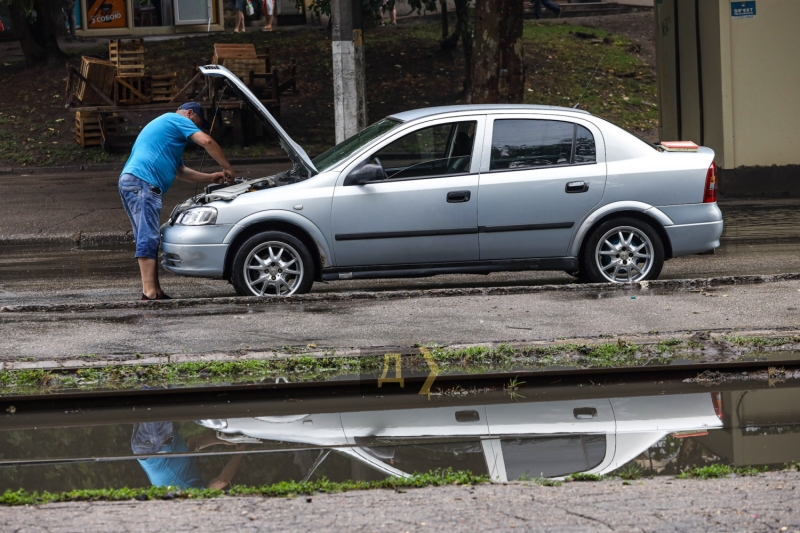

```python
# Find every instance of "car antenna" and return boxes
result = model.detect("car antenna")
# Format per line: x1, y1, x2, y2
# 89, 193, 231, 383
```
573, 54, 605, 109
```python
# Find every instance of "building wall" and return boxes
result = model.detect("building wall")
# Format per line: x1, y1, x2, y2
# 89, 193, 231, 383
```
657, 0, 800, 170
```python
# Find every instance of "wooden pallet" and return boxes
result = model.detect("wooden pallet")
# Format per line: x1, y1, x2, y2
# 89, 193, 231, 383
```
76, 57, 117, 105
150, 72, 178, 102
109, 39, 145, 76
223, 57, 267, 85
75, 112, 122, 148
114, 75, 152, 105
212, 43, 257, 64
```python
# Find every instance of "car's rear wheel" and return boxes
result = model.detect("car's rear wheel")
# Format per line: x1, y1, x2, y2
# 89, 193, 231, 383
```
582, 217, 664, 283
231, 231, 314, 297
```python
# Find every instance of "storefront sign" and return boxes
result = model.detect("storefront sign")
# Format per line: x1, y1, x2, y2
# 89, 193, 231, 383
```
731, 1, 756, 19
87, 0, 128, 29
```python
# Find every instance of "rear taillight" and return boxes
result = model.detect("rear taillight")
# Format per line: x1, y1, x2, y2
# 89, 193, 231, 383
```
703, 162, 717, 203
711, 391, 723, 420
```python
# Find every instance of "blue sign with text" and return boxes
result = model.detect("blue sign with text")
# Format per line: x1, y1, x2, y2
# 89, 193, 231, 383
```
731, 1, 756, 19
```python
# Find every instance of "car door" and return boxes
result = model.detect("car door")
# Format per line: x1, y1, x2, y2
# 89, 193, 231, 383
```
477, 115, 607, 260
330, 117, 485, 267
484, 398, 616, 480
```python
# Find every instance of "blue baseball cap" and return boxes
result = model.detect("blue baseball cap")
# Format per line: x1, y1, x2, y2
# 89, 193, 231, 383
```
178, 102, 212, 130
131, 422, 176, 455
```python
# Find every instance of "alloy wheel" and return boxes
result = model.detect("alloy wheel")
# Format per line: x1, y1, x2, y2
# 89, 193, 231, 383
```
594, 226, 654, 283
243, 241, 304, 297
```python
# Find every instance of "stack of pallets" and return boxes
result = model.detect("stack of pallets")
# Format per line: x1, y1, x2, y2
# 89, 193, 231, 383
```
109, 39, 145, 76
75, 112, 123, 148
150, 73, 179, 102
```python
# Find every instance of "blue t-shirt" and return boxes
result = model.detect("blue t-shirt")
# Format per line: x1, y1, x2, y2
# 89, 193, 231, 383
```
121, 113, 201, 194
137, 433, 205, 489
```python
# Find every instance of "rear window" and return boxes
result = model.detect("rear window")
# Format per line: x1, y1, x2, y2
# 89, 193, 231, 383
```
490, 119, 596, 170
501, 434, 606, 479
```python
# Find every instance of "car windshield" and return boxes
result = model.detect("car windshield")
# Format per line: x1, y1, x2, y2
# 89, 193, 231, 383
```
312, 118, 402, 172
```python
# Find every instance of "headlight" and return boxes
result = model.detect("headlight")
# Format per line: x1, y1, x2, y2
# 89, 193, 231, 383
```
175, 207, 217, 226
195, 419, 228, 430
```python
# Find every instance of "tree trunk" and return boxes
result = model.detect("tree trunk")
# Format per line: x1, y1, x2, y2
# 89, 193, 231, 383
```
470, 0, 524, 104
439, 0, 448, 40
8, 0, 66, 66
7, 1, 49, 66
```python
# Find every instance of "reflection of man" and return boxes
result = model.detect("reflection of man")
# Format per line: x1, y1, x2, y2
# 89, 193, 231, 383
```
131, 422, 243, 489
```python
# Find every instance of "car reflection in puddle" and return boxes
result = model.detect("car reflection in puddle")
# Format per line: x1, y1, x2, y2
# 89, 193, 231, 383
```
2, 382, 800, 493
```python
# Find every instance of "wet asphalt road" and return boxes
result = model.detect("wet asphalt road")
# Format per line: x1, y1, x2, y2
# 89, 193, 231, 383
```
1, 229, 799, 307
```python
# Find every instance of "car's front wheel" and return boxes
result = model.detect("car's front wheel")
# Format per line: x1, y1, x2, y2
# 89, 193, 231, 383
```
231, 231, 314, 297
582, 217, 664, 283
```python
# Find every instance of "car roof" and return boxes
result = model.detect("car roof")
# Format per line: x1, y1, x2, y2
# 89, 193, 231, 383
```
388, 104, 591, 122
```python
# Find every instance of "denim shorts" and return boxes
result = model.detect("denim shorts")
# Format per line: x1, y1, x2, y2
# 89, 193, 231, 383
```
119, 174, 162, 260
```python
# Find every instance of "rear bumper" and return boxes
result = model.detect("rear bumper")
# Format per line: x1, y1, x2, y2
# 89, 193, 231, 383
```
161, 242, 228, 278
665, 220, 724, 257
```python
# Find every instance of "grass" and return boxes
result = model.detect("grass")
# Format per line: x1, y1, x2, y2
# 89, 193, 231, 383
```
522, 23, 659, 135
2, 333, 797, 395
567, 473, 604, 482
615, 464, 644, 481
676, 464, 764, 479
0, 468, 488, 506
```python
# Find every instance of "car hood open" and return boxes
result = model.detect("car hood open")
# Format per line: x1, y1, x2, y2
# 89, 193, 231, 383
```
199, 65, 317, 178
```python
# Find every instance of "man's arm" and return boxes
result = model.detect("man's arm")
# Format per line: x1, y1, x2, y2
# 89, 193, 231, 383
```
175, 165, 227, 185
206, 454, 244, 490
189, 131, 235, 180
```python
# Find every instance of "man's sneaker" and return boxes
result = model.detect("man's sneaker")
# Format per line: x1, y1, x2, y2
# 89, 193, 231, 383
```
141, 293, 173, 301
556, 7, 563, 18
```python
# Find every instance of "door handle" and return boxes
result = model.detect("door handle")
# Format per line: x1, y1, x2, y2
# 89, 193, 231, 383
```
455, 410, 480, 422
565, 181, 589, 193
573, 407, 598, 419
447, 190, 471, 203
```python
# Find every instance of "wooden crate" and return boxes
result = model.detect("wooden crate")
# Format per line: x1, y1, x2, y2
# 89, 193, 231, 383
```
114, 75, 152, 105
75, 112, 122, 148
76, 57, 117, 105
223, 57, 267, 86
109, 39, 145, 76
150, 72, 178, 102
212, 43, 257, 64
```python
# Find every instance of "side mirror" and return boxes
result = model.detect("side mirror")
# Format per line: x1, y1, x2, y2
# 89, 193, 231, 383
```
344, 163, 386, 186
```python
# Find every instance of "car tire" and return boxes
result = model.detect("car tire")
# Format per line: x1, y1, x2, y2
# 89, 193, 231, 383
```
582, 217, 664, 284
231, 231, 315, 297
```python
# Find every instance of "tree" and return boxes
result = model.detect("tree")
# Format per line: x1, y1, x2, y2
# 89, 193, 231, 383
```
470, 0, 524, 104
3, 0, 66, 66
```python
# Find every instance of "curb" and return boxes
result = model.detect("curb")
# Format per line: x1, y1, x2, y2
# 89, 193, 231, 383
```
2, 272, 800, 314
0, 231, 132, 247
2, 328, 798, 372
0, 157, 292, 176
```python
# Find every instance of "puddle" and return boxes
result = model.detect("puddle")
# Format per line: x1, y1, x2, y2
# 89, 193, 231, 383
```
2, 378, 800, 494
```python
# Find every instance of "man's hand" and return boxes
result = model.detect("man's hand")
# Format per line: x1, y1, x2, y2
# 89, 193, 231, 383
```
210, 171, 232, 185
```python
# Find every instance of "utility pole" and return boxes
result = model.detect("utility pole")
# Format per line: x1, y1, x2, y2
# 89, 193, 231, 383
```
331, 0, 367, 143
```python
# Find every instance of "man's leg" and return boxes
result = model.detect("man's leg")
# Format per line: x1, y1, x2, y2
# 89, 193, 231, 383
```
533, 0, 542, 19
543, 0, 561, 15
138, 258, 163, 299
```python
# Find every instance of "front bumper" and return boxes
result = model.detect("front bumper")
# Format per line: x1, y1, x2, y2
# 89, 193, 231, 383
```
160, 224, 233, 278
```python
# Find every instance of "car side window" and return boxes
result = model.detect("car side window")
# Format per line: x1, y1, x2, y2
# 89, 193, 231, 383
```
489, 119, 596, 170
500, 434, 606, 480
574, 125, 596, 163
372, 121, 477, 181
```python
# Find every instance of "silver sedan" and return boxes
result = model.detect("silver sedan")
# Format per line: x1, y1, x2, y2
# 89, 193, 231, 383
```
162, 66, 723, 297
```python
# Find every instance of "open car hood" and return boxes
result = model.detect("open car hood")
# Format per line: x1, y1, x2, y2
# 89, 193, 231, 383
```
199, 65, 317, 178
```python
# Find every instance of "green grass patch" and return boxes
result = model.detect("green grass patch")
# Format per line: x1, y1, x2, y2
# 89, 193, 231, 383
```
615, 464, 644, 480
676, 464, 764, 479
0, 468, 487, 506
3, 332, 793, 395
567, 473, 604, 482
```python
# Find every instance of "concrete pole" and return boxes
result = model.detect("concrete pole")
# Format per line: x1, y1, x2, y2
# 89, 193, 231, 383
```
331, 0, 367, 143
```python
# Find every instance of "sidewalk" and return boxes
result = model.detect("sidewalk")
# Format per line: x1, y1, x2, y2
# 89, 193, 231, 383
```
2, 471, 798, 532
0, 163, 289, 241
